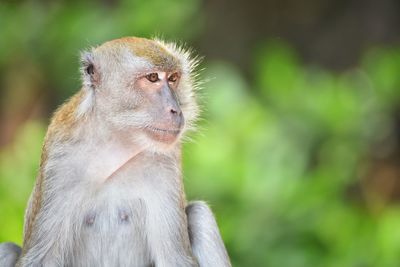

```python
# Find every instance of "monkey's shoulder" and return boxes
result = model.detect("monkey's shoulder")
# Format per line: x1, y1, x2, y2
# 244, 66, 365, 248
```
47, 90, 86, 141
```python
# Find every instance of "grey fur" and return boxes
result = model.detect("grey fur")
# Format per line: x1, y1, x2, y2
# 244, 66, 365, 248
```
0, 242, 21, 267
187, 202, 231, 267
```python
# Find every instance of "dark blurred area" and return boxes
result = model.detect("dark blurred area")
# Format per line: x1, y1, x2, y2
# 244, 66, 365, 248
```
201, 0, 400, 71
1, 0, 400, 266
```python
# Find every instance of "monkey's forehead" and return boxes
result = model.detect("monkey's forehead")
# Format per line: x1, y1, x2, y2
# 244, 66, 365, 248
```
96, 37, 182, 72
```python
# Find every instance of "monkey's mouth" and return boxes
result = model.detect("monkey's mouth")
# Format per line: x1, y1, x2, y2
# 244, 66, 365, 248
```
145, 126, 182, 143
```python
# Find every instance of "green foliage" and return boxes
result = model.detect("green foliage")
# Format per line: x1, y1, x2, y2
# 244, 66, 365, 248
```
184, 45, 400, 266
1, 2, 400, 267
0, 122, 44, 244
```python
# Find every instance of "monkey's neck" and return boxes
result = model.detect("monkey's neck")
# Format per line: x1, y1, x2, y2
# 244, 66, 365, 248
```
46, 110, 181, 184
102, 147, 143, 182
81, 134, 169, 183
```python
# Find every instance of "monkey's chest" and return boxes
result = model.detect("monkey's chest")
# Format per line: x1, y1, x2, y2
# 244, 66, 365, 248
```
72, 187, 152, 267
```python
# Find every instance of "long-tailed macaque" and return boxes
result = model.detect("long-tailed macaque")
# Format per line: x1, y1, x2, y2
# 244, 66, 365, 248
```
0, 37, 231, 267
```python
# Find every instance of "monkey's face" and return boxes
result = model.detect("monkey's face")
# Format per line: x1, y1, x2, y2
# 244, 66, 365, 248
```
95, 68, 186, 146
132, 70, 184, 144
82, 37, 200, 149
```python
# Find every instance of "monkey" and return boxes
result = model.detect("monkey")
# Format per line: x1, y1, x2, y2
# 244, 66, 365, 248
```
0, 37, 231, 267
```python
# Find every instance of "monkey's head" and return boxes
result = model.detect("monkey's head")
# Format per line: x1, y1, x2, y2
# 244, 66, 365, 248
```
78, 37, 200, 150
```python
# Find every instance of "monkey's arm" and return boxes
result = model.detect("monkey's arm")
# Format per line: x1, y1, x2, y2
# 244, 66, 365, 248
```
17, 171, 81, 267
22, 174, 42, 248
146, 197, 199, 267
186, 201, 231, 267
0, 242, 22, 267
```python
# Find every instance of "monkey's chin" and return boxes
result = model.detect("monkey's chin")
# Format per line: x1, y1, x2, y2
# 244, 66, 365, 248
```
145, 126, 181, 144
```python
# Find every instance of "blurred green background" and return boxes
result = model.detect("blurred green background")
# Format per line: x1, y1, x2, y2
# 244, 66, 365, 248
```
1, 0, 400, 266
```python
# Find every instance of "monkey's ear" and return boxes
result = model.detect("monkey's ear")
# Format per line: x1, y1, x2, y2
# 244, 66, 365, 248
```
80, 51, 100, 88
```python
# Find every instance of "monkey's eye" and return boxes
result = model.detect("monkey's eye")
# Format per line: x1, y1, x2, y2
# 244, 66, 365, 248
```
168, 73, 179, 83
146, 73, 159, 83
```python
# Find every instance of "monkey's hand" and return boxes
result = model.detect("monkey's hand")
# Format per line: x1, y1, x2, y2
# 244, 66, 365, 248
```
0, 242, 21, 267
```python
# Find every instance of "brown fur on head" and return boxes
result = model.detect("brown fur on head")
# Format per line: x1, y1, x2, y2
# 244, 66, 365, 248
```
100, 37, 181, 71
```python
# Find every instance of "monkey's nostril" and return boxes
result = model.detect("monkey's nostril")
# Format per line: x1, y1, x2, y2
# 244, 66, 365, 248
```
170, 108, 179, 115
170, 108, 183, 127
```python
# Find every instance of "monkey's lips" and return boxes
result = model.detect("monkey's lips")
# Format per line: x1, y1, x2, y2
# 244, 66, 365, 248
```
145, 126, 182, 143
